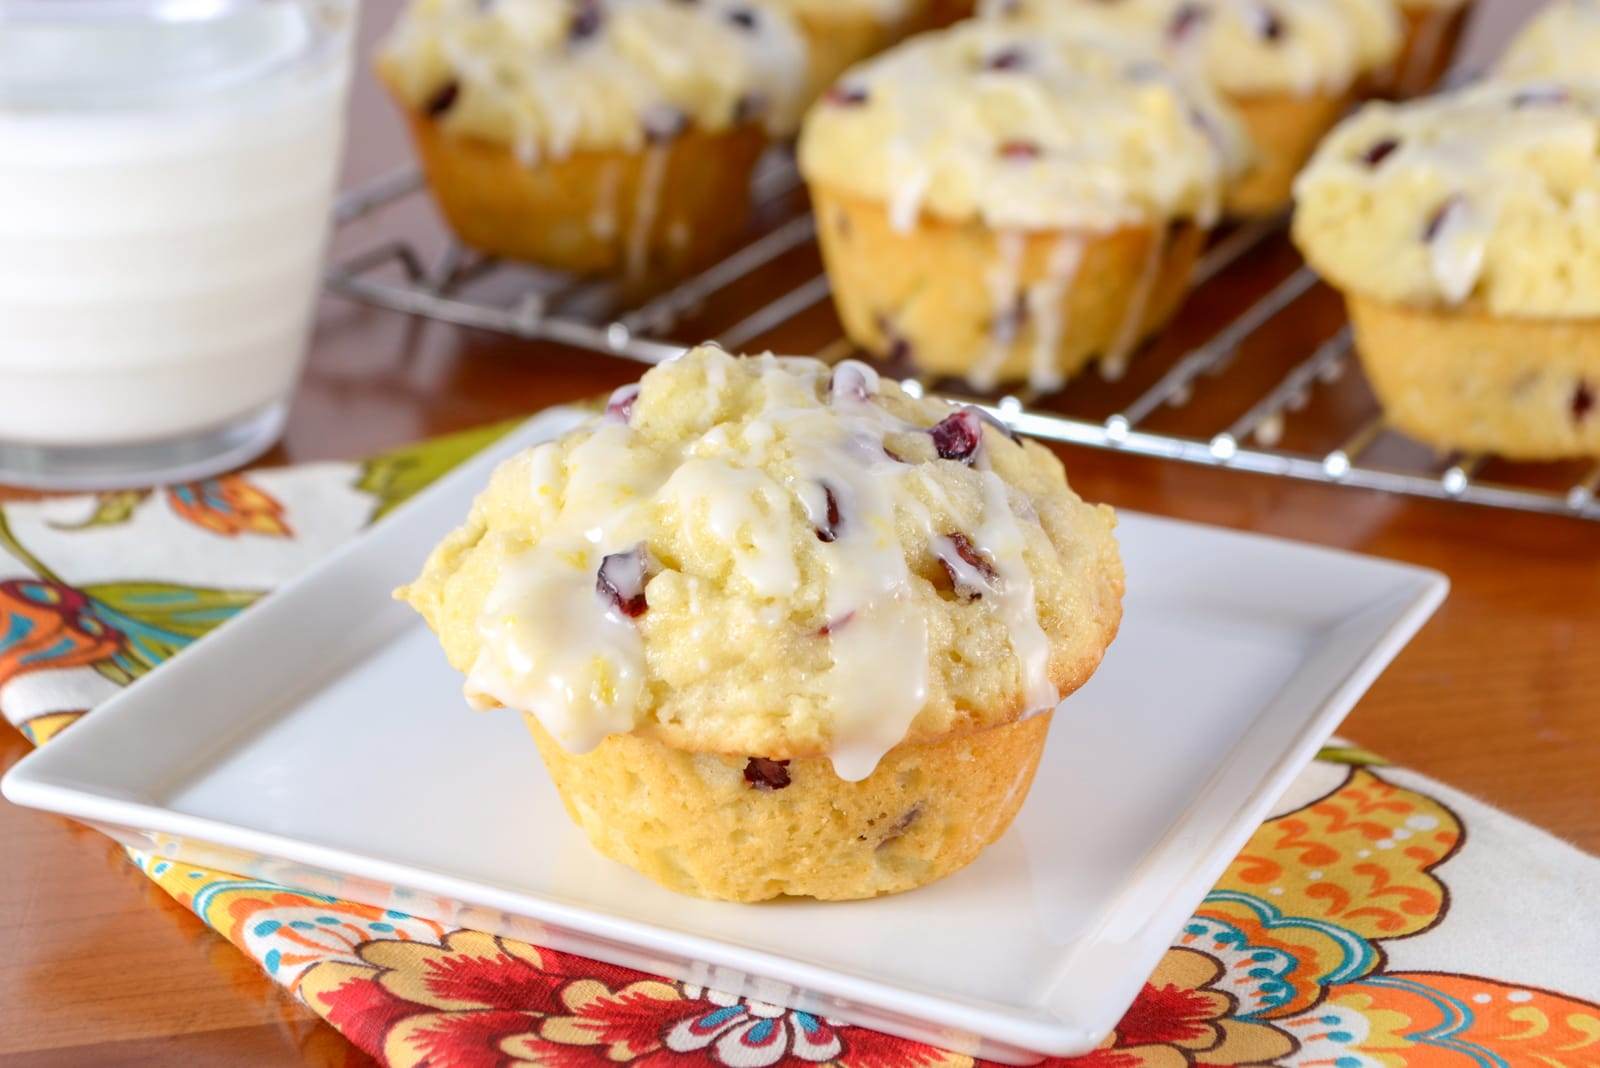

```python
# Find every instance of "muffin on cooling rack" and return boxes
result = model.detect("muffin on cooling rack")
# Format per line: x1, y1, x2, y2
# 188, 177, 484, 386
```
770, 0, 972, 105
1497, 0, 1600, 83
797, 21, 1249, 391
377, 0, 805, 281
982, 0, 1401, 216
1367, 0, 1473, 98
1292, 80, 1600, 460
399, 345, 1124, 901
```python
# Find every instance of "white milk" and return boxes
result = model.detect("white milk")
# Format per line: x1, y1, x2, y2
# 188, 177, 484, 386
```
0, 1, 353, 458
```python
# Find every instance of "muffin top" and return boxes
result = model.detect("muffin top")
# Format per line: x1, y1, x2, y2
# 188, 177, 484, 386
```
797, 20, 1249, 231
1292, 80, 1600, 317
377, 0, 807, 160
399, 346, 1123, 779
1498, 0, 1600, 82
980, 0, 1402, 97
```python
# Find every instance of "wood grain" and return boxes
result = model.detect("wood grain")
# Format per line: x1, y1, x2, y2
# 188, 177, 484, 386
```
2, 1, 1589, 1063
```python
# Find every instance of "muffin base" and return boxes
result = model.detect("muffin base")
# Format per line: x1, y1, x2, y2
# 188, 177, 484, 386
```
920, 0, 975, 28
1225, 91, 1352, 218
1369, 2, 1474, 99
794, 1, 970, 104
1347, 294, 1600, 460
400, 114, 767, 282
811, 185, 1205, 389
525, 711, 1052, 902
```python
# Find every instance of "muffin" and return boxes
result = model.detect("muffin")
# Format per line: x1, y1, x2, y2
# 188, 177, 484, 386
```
377, 0, 806, 281
1292, 80, 1600, 459
798, 21, 1249, 390
982, 0, 1402, 216
772, 0, 973, 105
1369, 0, 1473, 98
1497, 0, 1600, 83
399, 345, 1124, 901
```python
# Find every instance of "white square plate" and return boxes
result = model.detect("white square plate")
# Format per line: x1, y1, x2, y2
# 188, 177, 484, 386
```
3, 409, 1446, 1061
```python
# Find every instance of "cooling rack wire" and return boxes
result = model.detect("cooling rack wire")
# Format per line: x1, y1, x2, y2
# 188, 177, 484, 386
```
326, 150, 1600, 523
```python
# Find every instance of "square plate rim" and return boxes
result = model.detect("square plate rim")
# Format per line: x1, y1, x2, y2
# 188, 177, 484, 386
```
1, 409, 1449, 1057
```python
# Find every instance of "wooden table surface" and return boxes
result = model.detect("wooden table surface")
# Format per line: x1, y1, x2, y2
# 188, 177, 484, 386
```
3, 2, 1592, 1064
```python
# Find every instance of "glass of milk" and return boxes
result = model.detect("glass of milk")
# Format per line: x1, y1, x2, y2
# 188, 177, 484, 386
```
0, 0, 355, 489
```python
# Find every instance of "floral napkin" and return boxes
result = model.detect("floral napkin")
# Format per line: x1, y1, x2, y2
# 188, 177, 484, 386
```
3, 422, 1599, 1068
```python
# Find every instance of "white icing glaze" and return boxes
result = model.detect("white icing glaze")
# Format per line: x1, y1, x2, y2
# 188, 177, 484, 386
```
1427, 197, 1489, 305
972, 230, 1029, 391
921, 461, 1055, 714
465, 424, 665, 746
887, 163, 931, 234
829, 358, 881, 401
467, 351, 1062, 779
981, 0, 1402, 97
972, 232, 1088, 391
624, 144, 669, 280
703, 345, 731, 406
379, 0, 808, 156
973, 472, 1058, 714
469, 543, 647, 752
661, 459, 801, 598
761, 377, 938, 778
1027, 234, 1087, 392
589, 159, 624, 239
793, 431, 934, 777
797, 19, 1249, 232
1101, 227, 1169, 381
932, 533, 994, 592
465, 422, 665, 747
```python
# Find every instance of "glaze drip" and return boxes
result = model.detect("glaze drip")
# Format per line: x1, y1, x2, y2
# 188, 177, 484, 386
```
1101, 226, 1169, 381
1027, 234, 1087, 391
625, 144, 669, 280
972, 230, 1029, 391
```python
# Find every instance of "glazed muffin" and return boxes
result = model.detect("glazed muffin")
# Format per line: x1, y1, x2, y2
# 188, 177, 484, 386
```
399, 346, 1124, 901
1368, 0, 1473, 98
983, 0, 1401, 216
797, 21, 1249, 390
1497, 0, 1600, 83
1292, 81, 1600, 459
771, 0, 972, 104
377, 0, 805, 281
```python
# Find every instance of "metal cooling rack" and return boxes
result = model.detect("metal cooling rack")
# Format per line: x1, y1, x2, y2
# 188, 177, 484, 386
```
326, 151, 1600, 523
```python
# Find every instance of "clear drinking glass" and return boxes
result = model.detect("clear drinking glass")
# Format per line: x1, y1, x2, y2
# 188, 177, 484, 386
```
0, 0, 355, 489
